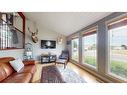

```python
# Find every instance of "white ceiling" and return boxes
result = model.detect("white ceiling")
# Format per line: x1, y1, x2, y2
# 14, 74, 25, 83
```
24, 12, 112, 36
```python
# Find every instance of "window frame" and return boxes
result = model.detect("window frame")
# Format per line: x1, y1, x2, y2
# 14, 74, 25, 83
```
106, 14, 127, 81
81, 27, 98, 70
0, 12, 25, 50
71, 37, 79, 62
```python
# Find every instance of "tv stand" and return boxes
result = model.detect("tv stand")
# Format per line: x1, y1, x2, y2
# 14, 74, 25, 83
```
41, 54, 56, 64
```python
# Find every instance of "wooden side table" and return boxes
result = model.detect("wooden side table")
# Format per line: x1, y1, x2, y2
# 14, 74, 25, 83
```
23, 60, 36, 65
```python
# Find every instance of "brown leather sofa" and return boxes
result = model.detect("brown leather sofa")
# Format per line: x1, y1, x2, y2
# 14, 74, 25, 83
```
0, 57, 36, 83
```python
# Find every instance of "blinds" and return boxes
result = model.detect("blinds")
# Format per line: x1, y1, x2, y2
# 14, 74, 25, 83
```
0, 18, 24, 49
0, 20, 12, 49
82, 28, 97, 36
108, 17, 127, 30
71, 34, 79, 40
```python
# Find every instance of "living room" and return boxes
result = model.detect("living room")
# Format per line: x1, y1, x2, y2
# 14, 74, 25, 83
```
1, 12, 127, 83
1, 12, 99, 83
1, 0, 127, 95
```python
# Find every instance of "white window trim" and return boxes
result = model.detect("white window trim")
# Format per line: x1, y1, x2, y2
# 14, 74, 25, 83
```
105, 13, 127, 82
81, 26, 98, 71
71, 37, 79, 63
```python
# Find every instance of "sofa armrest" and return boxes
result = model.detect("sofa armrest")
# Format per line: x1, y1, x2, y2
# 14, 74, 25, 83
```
23, 60, 35, 66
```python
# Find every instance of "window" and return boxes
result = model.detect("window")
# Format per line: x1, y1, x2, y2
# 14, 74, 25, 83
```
82, 28, 97, 68
108, 17, 127, 80
71, 38, 79, 62
0, 12, 25, 50
0, 19, 24, 49
0, 25, 13, 49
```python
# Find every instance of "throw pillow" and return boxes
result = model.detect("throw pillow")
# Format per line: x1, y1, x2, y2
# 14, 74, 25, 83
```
9, 58, 24, 72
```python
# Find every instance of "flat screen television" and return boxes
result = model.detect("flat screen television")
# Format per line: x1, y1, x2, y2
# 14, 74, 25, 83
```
41, 40, 56, 49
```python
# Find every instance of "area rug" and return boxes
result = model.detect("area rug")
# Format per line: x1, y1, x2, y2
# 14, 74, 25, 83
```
41, 65, 86, 83
57, 66, 86, 83
41, 65, 65, 83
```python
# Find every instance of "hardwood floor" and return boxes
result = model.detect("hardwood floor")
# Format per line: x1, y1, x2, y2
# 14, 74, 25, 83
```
32, 62, 102, 83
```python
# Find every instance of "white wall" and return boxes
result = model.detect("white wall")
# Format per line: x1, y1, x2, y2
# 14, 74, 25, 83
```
0, 18, 66, 61
0, 49, 24, 59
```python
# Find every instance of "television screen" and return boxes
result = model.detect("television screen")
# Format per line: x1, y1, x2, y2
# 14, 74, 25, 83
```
41, 40, 56, 49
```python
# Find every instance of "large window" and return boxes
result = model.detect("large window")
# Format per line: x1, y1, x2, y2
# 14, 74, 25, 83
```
108, 17, 127, 80
0, 12, 25, 50
71, 38, 79, 62
82, 28, 97, 68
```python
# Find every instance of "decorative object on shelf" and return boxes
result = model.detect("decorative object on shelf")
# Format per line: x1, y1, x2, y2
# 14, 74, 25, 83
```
28, 27, 38, 43
23, 43, 33, 60
57, 34, 63, 44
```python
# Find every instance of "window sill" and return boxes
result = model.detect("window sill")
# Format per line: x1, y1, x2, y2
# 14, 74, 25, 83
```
82, 62, 97, 69
71, 59, 127, 83
105, 73, 127, 83
81, 63, 98, 72
70, 59, 79, 63
71, 59, 97, 72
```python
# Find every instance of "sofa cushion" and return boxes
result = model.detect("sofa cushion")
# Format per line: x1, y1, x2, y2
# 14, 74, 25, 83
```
0, 57, 15, 81
18, 65, 36, 74
0, 57, 15, 63
0, 64, 7, 82
10, 59, 24, 72
2, 63, 14, 76
0, 63, 14, 82
2, 73, 32, 83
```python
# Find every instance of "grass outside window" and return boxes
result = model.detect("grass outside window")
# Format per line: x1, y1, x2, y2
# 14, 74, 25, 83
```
83, 56, 127, 79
